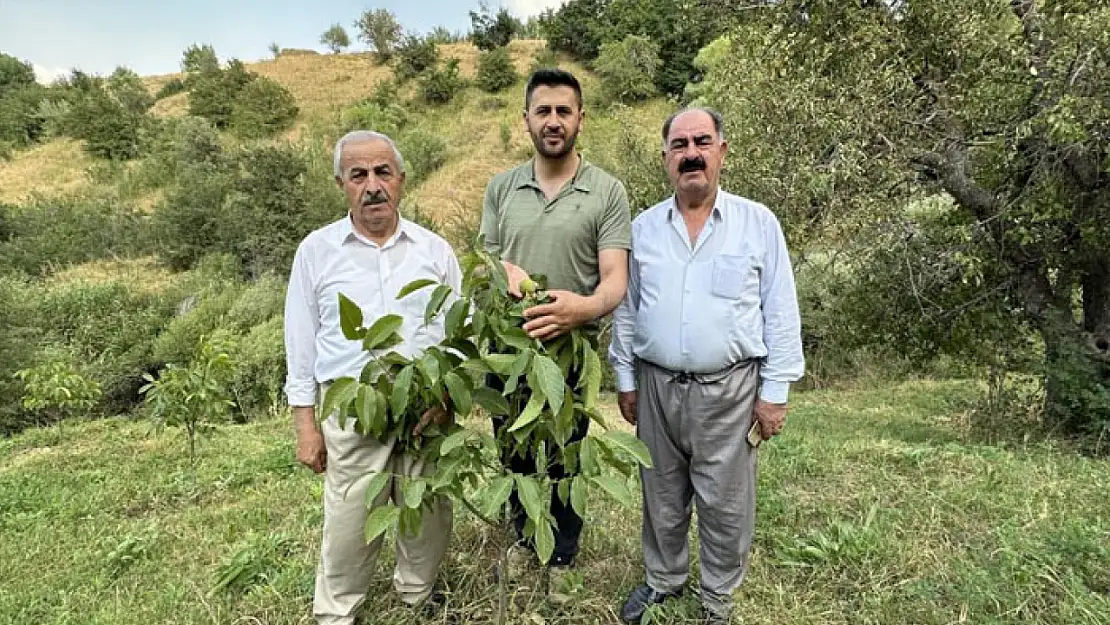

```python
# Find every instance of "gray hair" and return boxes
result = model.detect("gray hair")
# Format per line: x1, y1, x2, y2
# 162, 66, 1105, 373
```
661, 107, 726, 151
333, 130, 406, 178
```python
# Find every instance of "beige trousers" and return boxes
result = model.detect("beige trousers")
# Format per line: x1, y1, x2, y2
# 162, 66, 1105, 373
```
313, 409, 453, 625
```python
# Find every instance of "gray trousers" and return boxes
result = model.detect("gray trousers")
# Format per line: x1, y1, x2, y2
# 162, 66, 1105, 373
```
637, 359, 760, 617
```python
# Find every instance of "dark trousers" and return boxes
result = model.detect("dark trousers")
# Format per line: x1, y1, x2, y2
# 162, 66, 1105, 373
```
489, 375, 590, 566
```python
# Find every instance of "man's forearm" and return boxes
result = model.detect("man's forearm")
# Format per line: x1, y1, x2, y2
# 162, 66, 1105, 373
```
588, 273, 627, 319
293, 405, 317, 434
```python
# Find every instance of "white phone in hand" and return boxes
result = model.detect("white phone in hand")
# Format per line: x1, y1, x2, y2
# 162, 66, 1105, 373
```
747, 420, 763, 448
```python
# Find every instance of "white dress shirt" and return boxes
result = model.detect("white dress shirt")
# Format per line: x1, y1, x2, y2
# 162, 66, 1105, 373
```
609, 189, 804, 404
283, 215, 462, 407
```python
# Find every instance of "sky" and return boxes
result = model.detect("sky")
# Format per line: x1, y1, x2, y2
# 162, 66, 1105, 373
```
0, 0, 567, 82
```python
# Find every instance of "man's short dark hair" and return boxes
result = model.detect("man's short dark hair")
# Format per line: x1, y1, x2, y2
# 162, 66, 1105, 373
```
661, 107, 727, 148
525, 68, 583, 110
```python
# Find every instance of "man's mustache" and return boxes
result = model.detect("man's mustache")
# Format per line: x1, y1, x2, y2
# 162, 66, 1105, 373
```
361, 192, 388, 206
679, 157, 707, 173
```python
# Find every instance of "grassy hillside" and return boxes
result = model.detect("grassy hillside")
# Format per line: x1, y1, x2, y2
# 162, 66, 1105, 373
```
2, 381, 1107, 625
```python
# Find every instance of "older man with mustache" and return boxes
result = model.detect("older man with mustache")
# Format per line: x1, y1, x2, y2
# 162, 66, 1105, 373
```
610, 108, 804, 624
285, 130, 461, 624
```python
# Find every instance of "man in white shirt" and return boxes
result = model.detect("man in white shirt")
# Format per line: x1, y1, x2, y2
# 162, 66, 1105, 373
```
284, 130, 462, 624
609, 108, 804, 624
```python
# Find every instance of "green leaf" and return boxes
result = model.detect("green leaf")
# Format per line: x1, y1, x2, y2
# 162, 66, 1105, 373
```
484, 354, 518, 375
579, 436, 598, 475
498, 326, 534, 350
504, 350, 532, 395
396, 278, 437, 299
439, 428, 471, 456
444, 339, 481, 360
508, 392, 545, 432
391, 365, 415, 416
322, 377, 358, 425
403, 478, 426, 509
590, 474, 635, 508
556, 478, 570, 506
473, 387, 510, 415
443, 371, 472, 417
535, 518, 555, 565
460, 358, 493, 376
579, 344, 602, 410
363, 471, 391, 507
372, 389, 389, 435
364, 503, 399, 544
363, 314, 404, 351
398, 506, 422, 539
478, 475, 514, 519
338, 293, 365, 340
532, 355, 566, 416
513, 474, 545, 527
570, 475, 587, 518
445, 299, 470, 339
424, 284, 452, 325
600, 431, 654, 469
355, 385, 377, 434
416, 352, 440, 386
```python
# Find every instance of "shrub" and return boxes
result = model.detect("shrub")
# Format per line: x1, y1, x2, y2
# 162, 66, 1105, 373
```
594, 35, 661, 104
0, 53, 36, 91
419, 58, 466, 105
530, 46, 559, 74
34, 98, 72, 139
476, 47, 519, 93
229, 76, 299, 139
320, 24, 351, 54
15, 352, 103, 426
0, 274, 40, 434
427, 27, 462, 45
181, 44, 219, 74
186, 59, 256, 128
155, 78, 187, 100
340, 100, 408, 137
230, 316, 286, 420
0, 195, 154, 275
0, 85, 47, 147
68, 87, 145, 159
151, 283, 243, 367
469, 4, 520, 51
397, 129, 448, 185
226, 273, 286, 332
394, 35, 439, 82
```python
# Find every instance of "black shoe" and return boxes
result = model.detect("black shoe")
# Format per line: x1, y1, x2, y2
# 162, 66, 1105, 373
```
621, 584, 681, 622
417, 589, 457, 623
703, 609, 730, 625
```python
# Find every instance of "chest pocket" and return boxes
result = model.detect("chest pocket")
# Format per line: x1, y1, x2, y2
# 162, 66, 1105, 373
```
711, 254, 758, 300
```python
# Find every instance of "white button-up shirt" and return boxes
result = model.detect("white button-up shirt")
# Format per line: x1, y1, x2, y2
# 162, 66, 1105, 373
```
609, 190, 804, 404
283, 215, 462, 407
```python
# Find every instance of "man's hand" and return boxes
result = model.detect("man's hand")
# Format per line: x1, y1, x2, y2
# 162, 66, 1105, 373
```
296, 429, 327, 473
522, 290, 597, 340
413, 404, 452, 437
501, 260, 531, 298
617, 391, 638, 425
753, 399, 788, 440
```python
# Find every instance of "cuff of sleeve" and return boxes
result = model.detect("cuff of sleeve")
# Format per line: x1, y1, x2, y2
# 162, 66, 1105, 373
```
615, 368, 638, 393
759, 380, 790, 404
285, 383, 317, 408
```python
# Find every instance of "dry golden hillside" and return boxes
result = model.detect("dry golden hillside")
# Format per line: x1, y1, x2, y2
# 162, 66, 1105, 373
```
0, 139, 95, 204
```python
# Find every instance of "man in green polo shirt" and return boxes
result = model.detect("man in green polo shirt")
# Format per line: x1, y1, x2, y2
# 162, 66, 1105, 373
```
480, 68, 632, 583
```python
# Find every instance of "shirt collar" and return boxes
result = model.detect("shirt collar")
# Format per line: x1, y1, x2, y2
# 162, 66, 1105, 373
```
666, 187, 726, 222
337, 213, 418, 248
516, 155, 592, 193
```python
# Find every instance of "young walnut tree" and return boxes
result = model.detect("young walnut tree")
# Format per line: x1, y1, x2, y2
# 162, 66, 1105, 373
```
321, 248, 653, 568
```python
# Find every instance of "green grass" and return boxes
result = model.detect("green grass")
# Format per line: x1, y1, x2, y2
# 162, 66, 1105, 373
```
2, 380, 1107, 624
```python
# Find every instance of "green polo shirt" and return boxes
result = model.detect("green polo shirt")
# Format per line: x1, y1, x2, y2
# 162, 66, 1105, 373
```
479, 157, 632, 296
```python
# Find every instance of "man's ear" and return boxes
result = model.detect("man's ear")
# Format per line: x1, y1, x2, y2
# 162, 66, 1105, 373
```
720, 139, 729, 159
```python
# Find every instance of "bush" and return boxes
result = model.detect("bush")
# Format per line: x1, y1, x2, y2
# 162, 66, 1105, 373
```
154, 78, 187, 100
35, 279, 176, 413
15, 352, 102, 426
226, 273, 286, 332
230, 316, 286, 419
476, 47, 519, 93
469, 4, 520, 51
33, 98, 72, 139
397, 129, 448, 185
320, 24, 351, 54
151, 283, 243, 367
68, 87, 146, 159
594, 35, 661, 104
0, 53, 36, 91
394, 35, 439, 82
539, 0, 607, 60
530, 46, 559, 74
419, 58, 466, 105
340, 100, 408, 137
229, 76, 299, 139
0, 85, 47, 147
186, 59, 256, 128
0, 274, 39, 434
0, 195, 154, 275
427, 27, 462, 45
